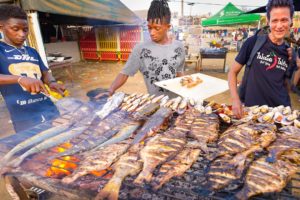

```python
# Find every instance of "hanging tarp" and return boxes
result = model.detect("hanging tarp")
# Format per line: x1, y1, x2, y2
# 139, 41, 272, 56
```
21, 0, 141, 25
202, 2, 260, 27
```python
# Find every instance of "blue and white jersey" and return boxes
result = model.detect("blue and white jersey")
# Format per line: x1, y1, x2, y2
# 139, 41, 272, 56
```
0, 41, 58, 123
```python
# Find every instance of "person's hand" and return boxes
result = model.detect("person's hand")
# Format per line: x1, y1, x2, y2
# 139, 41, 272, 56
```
18, 77, 48, 95
296, 55, 300, 69
232, 98, 243, 119
94, 88, 115, 99
49, 82, 65, 96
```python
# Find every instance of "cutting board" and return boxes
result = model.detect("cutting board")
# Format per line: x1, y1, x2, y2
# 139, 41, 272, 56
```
154, 73, 229, 101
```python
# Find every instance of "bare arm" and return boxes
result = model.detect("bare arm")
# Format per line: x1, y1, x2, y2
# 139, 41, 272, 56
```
108, 73, 129, 96
0, 74, 19, 85
228, 61, 244, 118
0, 74, 47, 94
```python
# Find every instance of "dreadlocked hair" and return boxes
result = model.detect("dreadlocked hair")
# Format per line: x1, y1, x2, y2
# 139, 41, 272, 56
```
266, 0, 294, 20
147, 0, 171, 24
0, 5, 27, 21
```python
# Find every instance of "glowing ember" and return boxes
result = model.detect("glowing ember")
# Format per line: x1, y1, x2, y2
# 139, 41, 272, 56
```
52, 159, 77, 170
45, 166, 71, 177
90, 168, 111, 177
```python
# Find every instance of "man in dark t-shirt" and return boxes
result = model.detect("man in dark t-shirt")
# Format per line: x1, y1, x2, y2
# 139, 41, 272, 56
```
0, 5, 65, 132
228, 0, 295, 118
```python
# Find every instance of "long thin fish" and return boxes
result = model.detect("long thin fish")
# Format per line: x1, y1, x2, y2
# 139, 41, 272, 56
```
93, 122, 141, 150
1, 125, 70, 166
9, 126, 87, 168
50, 129, 119, 159
133, 107, 173, 144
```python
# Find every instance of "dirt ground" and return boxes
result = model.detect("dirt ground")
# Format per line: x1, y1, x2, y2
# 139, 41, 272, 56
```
0, 51, 299, 199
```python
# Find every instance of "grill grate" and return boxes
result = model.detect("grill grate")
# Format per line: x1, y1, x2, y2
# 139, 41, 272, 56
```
1, 116, 300, 200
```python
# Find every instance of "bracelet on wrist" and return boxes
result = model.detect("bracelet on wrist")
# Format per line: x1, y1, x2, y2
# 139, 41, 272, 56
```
17, 76, 24, 84
49, 80, 57, 83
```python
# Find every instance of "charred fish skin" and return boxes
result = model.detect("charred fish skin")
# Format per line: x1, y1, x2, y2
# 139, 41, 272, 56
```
266, 126, 300, 163
189, 112, 220, 153
206, 155, 252, 191
133, 129, 187, 185
61, 141, 131, 184
132, 107, 173, 144
235, 157, 298, 200
213, 123, 276, 159
95, 144, 143, 200
151, 146, 201, 190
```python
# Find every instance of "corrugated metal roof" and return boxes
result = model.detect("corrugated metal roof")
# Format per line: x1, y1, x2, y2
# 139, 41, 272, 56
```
21, 0, 141, 25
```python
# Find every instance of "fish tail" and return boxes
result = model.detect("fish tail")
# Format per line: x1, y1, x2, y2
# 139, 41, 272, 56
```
95, 178, 122, 200
134, 171, 153, 185
235, 187, 251, 200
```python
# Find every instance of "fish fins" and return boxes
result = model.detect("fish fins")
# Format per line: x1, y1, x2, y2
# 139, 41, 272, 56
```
95, 178, 122, 200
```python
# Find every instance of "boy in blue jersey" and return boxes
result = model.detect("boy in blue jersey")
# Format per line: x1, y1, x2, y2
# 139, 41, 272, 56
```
0, 5, 64, 132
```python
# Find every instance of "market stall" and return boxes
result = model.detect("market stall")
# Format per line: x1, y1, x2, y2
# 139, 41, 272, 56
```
1, 93, 300, 200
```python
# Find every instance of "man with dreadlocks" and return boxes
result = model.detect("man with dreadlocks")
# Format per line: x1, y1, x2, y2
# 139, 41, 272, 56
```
103, 0, 185, 96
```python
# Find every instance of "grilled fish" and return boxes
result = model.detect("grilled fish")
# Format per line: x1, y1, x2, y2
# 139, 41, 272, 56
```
207, 154, 253, 191
134, 128, 187, 185
96, 92, 125, 119
61, 141, 131, 184
95, 144, 143, 200
266, 126, 300, 163
52, 111, 129, 158
213, 123, 276, 159
93, 122, 141, 150
151, 144, 201, 190
132, 107, 173, 144
133, 103, 160, 120
9, 126, 87, 168
189, 112, 219, 153
1, 125, 70, 166
235, 156, 298, 200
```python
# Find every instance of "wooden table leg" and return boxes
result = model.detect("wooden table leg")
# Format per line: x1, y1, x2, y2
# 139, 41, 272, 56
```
5, 176, 29, 200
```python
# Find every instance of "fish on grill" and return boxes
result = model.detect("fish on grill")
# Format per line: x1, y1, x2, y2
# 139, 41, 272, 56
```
151, 142, 201, 190
1, 125, 70, 167
132, 107, 173, 144
95, 143, 143, 200
266, 126, 300, 163
188, 112, 219, 153
212, 123, 276, 159
235, 155, 299, 200
8, 126, 87, 168
61, 140, 131, 184
133, 103, 160, 120
134, 128, 187, 185
206, 154, 253, 190
52, 111, 130, 158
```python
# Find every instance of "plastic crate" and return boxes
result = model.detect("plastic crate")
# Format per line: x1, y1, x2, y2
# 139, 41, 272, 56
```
100, 51, 119, 61
120, 52, 131, 61
79, 40, 97, 52
82, 51, 99, 60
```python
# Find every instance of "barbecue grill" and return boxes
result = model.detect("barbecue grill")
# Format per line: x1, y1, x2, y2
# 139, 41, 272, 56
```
1, 117, 300, 200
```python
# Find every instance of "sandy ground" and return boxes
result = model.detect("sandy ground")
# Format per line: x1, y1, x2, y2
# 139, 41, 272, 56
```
0, 51, 299, 199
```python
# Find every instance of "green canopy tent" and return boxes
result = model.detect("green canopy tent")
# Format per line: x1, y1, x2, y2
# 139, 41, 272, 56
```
202, 2, 260, 27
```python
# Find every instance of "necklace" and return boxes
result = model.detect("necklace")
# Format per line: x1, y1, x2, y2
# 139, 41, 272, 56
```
1, 39, 28, 56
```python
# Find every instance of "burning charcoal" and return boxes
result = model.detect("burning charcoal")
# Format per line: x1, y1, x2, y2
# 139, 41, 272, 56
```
129, 188, 145, 199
